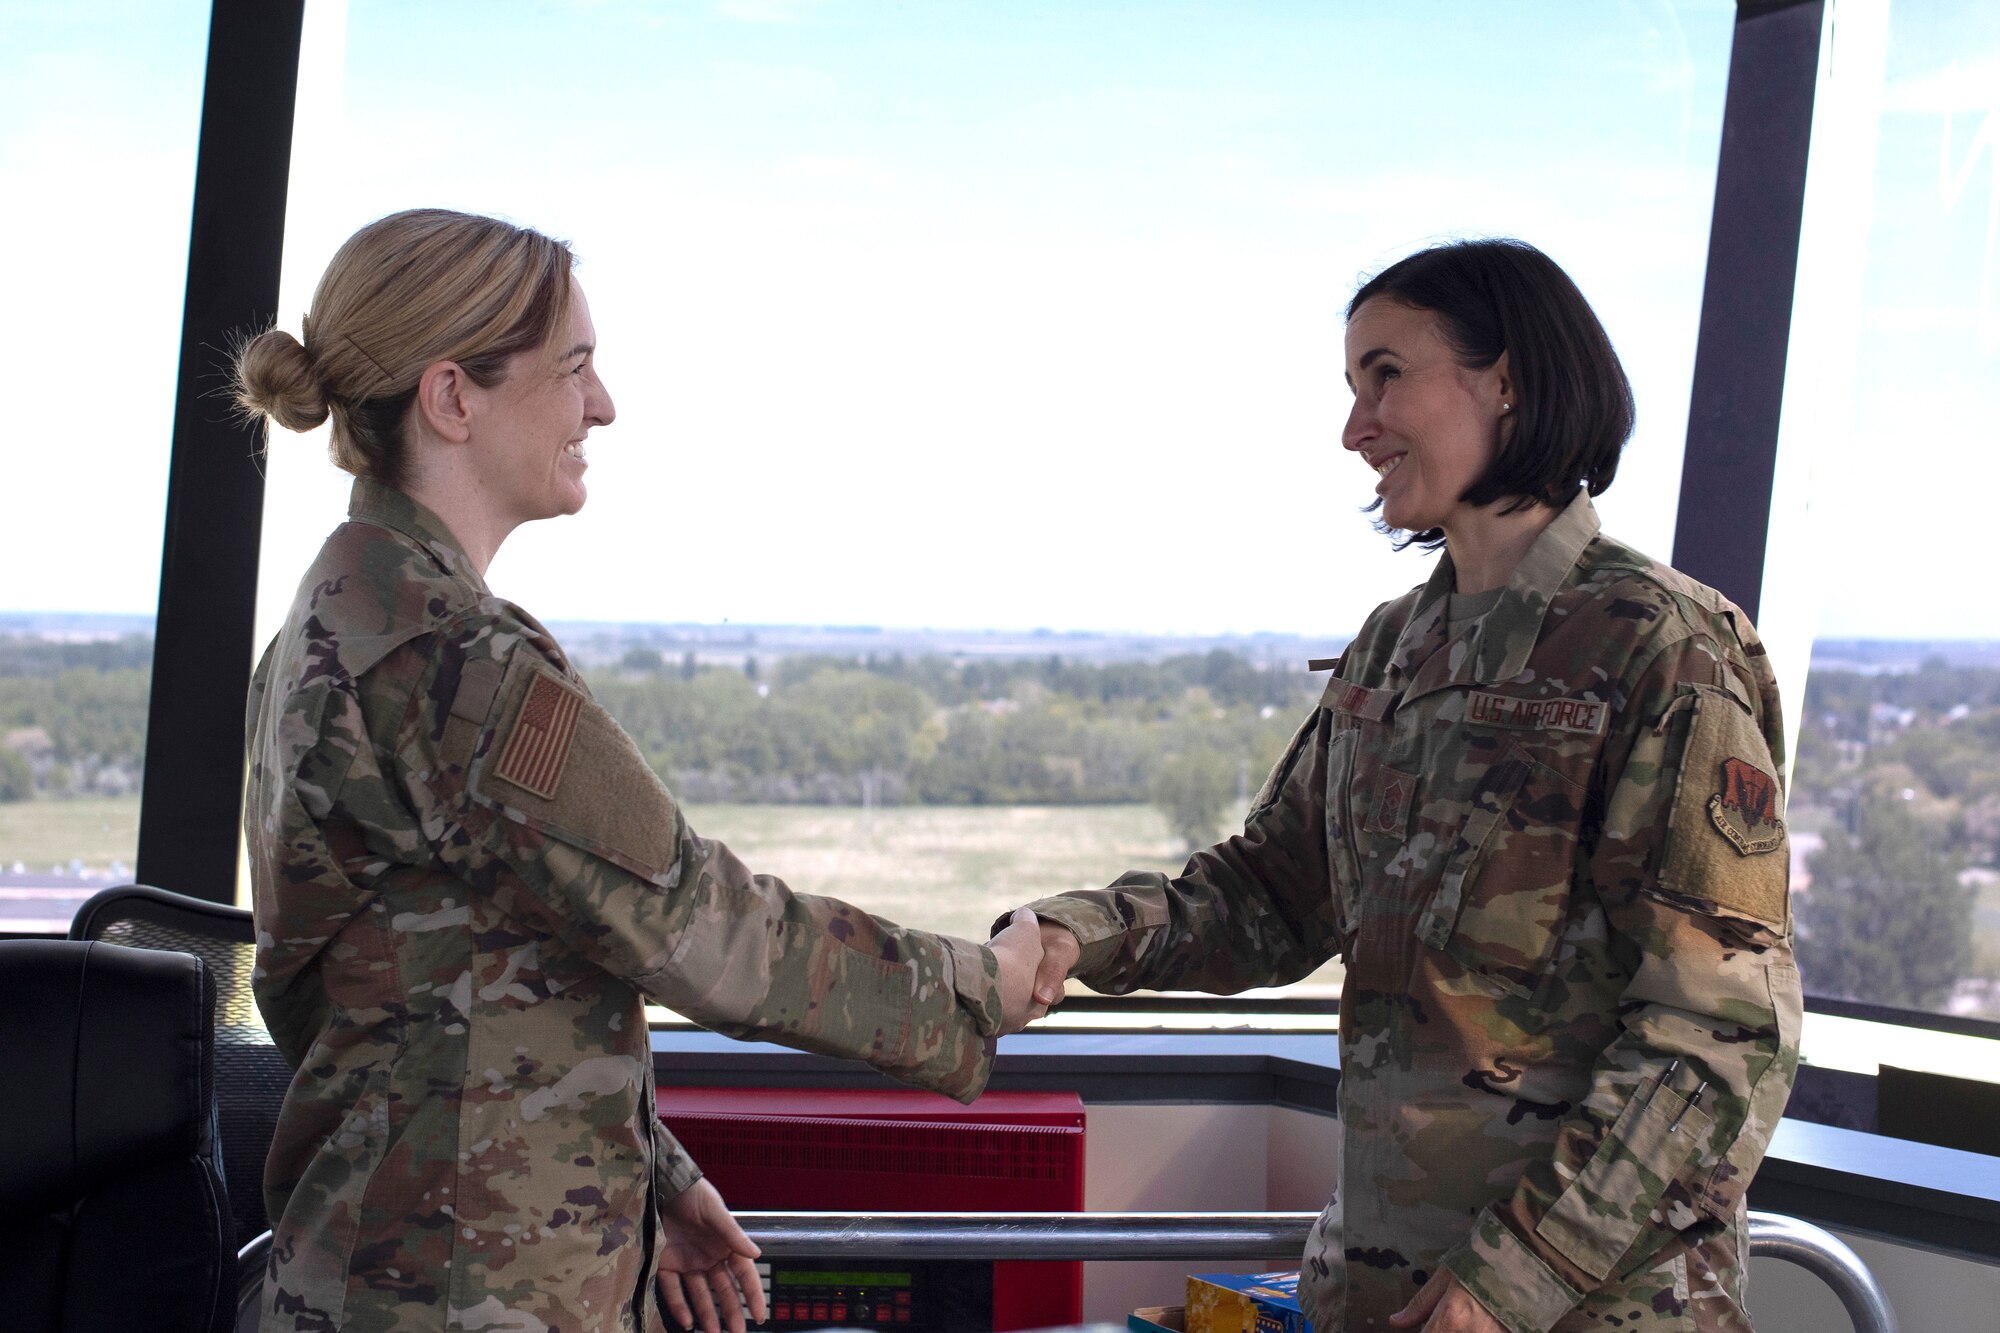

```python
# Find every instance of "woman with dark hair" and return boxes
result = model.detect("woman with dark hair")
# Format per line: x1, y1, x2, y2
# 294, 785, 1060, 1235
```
1003, 239, 1800, 1332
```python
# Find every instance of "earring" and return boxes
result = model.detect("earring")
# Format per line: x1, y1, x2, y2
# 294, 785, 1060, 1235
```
1500, 402, 1511, 413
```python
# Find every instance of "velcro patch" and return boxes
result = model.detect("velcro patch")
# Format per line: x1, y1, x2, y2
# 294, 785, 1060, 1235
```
471, 653, 685, 887
1710, 756, 1784, 855
1659, 685, 1789, 928
1366, 767, 1417, 836
494, 668, 583, 798
1466, 690, 1609, 736
1325, 680, 1396, 722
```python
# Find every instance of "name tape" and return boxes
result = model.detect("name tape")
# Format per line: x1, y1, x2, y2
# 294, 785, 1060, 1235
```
1325, 681, 1396, 723
1465, 690, 1609, 736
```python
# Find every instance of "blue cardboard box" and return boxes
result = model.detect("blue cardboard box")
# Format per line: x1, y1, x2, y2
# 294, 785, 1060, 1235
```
1186, 1271, 1311, 1333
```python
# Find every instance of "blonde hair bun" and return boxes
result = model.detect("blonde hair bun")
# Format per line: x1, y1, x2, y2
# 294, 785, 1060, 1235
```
235, 327, 330, 433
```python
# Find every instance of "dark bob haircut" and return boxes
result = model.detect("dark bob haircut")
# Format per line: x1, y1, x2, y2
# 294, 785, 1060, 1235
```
1347, 238, 1634, 550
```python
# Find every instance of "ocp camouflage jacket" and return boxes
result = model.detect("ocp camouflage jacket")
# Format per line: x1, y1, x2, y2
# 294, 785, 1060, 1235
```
1026, 491, 1801, 1333
245, 480, 1002, 1333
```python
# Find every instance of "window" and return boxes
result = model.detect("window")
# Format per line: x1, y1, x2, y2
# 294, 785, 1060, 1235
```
1779, 0, 2000, 1023
0, 1, 207, 929
257, 1, 1729, 996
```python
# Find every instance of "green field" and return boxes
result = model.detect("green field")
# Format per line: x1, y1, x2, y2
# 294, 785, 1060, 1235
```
682, 800, 1207, 946
0, 796, 140, 874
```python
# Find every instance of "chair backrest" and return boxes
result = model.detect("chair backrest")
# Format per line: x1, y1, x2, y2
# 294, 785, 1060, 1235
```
0, 938, 234, 1333
71, 884, 293, 1255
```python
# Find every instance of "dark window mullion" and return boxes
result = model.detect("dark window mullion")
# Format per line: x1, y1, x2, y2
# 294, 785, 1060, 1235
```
1670, 0, 1825, 621
136, 0, 306, 902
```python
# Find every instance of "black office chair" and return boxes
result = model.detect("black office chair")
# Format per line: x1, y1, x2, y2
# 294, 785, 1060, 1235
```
0, 939, 235, 1333
71, 884, 295, 1321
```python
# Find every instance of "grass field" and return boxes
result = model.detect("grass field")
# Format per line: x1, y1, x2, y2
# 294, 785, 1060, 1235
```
682, 800, 1211, 945
0, 795, 140, 874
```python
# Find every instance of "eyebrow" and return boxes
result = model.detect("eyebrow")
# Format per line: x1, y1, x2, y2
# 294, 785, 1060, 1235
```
1356, 347, 1396, 370
562, 342, 594, 360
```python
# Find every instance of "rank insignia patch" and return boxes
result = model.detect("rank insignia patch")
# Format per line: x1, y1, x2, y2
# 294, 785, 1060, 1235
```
1366, 767, 1417, 836
1708, 756, 1784, 855
494, 669, 583, 799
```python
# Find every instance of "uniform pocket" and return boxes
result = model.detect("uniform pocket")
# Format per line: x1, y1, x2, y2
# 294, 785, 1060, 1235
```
1536, 1078, 1713, 1281
1418, 743, 1586, 997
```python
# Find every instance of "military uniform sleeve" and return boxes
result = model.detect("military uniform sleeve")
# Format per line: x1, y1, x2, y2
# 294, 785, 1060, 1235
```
1440, 633, 1802, 1333
1018, 707, 1341, 994
401, 616, 1003, 1104
651, 1116, 705, 1200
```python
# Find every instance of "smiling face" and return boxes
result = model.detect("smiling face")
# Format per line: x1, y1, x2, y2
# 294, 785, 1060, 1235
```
1341, 297, 1510, 538
475, 276, 615, 525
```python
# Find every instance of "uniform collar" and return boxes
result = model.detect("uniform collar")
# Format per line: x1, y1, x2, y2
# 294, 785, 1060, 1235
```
1390, 488, 1601, 689
347, 477, 491, 596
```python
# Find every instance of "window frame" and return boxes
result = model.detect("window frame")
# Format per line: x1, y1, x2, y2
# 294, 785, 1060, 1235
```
135, 0, 2000, 1040
17, 0, 1990, 1267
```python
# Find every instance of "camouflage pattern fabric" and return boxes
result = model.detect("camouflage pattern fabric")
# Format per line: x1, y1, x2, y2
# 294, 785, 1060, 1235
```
1024, 491, 1800, 1333
244, 480, 1002, 1333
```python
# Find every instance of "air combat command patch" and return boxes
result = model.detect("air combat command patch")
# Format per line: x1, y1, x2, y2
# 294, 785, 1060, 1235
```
1711, 755, 1784, 855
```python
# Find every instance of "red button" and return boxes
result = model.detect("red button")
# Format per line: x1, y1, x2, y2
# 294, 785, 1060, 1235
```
812, 1303, 829, 1321
772, 1303, 790, 1322
896, 1290, 912, 1305
831, 1304, 848, 1321
877, 1304, 893, 1321
896, 1310, 911, 1323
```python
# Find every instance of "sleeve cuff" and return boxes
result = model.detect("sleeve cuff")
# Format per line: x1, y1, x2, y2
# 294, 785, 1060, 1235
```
941, 935, 1004, 1037
1016, 896, 1136, 978
1442, 1206, 1583, 1333
652, 1118, 705, 1200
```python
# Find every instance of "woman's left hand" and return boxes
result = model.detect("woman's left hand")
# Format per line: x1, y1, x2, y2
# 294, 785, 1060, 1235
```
656, 1178, 768, 1333
1390, 1270, 1505, 1332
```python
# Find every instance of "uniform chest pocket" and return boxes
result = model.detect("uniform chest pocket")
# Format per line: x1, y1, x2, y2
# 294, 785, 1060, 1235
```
1417, 743, 1588, 997
1323, 726, 1363, 944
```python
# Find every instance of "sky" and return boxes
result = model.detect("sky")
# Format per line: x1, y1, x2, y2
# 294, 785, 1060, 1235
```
3, 0, 1993, 646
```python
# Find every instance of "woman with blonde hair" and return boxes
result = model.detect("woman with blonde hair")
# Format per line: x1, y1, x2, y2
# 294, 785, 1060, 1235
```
237, 208, 1045, 1333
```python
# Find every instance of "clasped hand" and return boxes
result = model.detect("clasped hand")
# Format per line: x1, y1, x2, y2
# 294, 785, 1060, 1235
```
988, 908, 1081, 1034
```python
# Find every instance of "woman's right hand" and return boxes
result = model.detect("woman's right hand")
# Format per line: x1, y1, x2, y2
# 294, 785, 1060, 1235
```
1034, 917, 1080, 1008
989, 908, 1049, 1034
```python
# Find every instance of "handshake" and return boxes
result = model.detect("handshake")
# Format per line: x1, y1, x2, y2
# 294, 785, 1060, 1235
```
987, 907, 1082, 1035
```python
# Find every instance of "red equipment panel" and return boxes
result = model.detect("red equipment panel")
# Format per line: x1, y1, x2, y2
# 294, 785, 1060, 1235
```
658, 1087, 1085, 1331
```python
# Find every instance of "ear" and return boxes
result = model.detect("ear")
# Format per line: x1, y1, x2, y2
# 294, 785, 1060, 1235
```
1491, 349, 1515, 412
414, 360, 475, 444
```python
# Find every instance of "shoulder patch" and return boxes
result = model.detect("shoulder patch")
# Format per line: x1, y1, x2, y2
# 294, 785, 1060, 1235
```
471, 652, 684, 886
1659, 685, 1789, 928
1711, 757, 1784, 855
494, 666, 584, 798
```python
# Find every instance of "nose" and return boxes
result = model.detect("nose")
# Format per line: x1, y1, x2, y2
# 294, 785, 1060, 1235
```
589, 372, 616, 428
1341, 396, 1375, 454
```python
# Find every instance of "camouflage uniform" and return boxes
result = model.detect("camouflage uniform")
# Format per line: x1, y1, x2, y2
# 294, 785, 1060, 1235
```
244, 480, 1002, 1333
1025, 492, 1800, 1333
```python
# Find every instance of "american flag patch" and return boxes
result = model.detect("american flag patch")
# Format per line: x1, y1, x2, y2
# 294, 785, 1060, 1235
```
494, 670, 583, 799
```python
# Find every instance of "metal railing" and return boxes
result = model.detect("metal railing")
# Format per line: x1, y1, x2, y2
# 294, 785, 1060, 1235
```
736, 1209, 1897, 1333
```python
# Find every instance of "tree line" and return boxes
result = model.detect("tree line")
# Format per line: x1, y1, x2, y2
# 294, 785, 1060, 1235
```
8, 633, 1994, 1013
0, 639, 1315, 850
1791, 658, 2000, 1014
594, 648, 1312, 847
